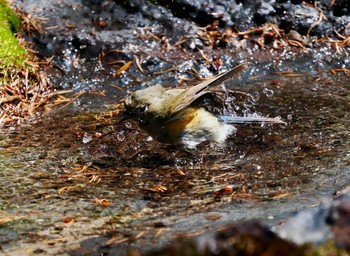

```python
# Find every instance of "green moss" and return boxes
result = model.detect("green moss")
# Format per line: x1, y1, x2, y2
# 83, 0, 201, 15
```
0, 0, 21, 32
0, 0, 50, 126
0, 0, 26, 66
312, 240, 349, 256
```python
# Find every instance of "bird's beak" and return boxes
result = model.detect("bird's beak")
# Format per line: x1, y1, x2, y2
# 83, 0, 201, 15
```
118, 110, 134, 122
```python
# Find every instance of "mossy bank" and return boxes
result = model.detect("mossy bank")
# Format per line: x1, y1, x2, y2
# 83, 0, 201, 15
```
0, 0, 50, 126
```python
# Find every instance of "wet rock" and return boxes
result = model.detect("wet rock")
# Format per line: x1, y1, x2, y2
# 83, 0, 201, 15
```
10, 0, 350, 86
327, 188, 350, 250
208, 221, 300, 255
278, 3, 319, 35
278, 186, 350, 249
254, 1, 277, 25
140, 220, 303, 256
13, 0, 350, 51
131, 187, 350, 256
331, 0, 350, 16
277, 204, 332, 244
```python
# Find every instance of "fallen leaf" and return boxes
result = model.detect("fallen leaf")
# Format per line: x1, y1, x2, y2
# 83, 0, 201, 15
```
95, 198, 111, 207
116, 61, 133, 76
63, 217, 74, 223
214, 186, 233, 195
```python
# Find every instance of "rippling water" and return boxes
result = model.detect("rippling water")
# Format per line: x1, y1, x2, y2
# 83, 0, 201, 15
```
1, 66, 349, 254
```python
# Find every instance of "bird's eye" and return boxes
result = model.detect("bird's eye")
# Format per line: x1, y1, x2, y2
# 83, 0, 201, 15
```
138, 105, 148, 113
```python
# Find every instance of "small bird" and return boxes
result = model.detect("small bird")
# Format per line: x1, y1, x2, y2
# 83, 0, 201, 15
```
121, 63, 285, 149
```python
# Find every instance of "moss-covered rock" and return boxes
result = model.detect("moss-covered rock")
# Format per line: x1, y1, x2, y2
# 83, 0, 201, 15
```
0, 0, 51, 126
0, 0, 25, 66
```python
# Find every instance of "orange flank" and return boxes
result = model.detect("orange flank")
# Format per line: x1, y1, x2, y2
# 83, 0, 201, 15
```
165, 108, 197, 137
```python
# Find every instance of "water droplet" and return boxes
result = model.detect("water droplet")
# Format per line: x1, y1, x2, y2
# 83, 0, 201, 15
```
82, 133, 92, 144
125, 122, 132, 129
244, 98, 256, 107
117, 131, 125, 141
134, 142, 141, 150
263, 88, 274, 97
252, 91, 260, 101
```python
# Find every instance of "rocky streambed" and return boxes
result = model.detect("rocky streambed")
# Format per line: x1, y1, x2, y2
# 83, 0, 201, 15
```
1, 0, 350, 255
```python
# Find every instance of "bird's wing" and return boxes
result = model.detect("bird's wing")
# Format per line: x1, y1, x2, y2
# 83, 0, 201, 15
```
169, 63, 248, 115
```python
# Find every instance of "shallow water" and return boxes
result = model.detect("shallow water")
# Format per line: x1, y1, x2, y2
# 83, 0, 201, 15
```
0, 67, 349, 254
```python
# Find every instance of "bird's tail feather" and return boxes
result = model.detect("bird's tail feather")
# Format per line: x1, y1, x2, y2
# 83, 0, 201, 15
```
218, 115, 286, 125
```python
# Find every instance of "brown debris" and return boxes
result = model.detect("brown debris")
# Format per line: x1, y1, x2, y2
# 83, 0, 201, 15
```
304, 2, 327, 37
0, 57, 52, 127
103, 22, 326, 79
0, 211, 25, 225
95, 198, 111, 207
116, 60, 133, 76
0, 9, 54, 127
143, 184, 168, 193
